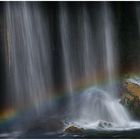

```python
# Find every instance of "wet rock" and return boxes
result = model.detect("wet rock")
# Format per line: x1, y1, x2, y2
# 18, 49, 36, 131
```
64, 125, 84, 133
121, 79, 140, 119
98, 120, 113, 128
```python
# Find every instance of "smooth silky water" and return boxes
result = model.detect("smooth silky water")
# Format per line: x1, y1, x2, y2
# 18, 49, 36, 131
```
1, 2, 140, 138
5, 2, 54, 113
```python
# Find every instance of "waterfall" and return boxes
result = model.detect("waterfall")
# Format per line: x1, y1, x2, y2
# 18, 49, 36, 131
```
5, 2, 53, 114
60, 3, 131, 128
4, 2, 139, 132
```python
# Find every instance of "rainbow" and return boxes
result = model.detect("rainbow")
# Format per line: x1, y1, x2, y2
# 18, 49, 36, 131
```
1, 70, 140, 127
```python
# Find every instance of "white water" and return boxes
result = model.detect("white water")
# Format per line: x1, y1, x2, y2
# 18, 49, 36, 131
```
74, 88, 130, 127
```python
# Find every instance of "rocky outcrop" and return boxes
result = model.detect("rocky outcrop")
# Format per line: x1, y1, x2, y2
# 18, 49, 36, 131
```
121, 79, 140, 119
64, 125, 84, 133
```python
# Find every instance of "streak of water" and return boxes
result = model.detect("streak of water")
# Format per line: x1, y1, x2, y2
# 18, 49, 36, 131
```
5, 2, 53, 113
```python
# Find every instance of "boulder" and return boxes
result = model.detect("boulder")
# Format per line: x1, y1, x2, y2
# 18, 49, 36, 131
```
121, 79, 140, 119
64, 125, 84, 133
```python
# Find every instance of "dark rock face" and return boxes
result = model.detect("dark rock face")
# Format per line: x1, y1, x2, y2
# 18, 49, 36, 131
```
121, 79, 140, 119
64, 125, 84, 133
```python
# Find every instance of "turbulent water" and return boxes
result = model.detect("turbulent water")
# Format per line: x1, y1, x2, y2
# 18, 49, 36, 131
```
72, 88, 130, 129
3, 2, 140, 137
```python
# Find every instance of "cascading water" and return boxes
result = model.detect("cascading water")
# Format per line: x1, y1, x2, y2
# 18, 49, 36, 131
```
5, 2, 53, 114
63, 3, 134, 129
3, 2, 140, 137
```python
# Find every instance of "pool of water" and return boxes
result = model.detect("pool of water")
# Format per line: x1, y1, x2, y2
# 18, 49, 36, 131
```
1, 128, 140, 138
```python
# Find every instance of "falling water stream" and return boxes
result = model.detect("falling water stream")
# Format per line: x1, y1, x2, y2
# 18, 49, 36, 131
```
5, 2, 53, 114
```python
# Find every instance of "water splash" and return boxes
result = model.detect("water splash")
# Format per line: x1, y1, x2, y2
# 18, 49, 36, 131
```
73, 87, 131, 129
